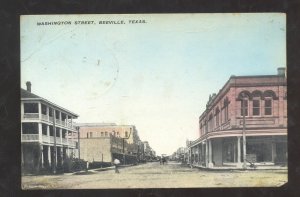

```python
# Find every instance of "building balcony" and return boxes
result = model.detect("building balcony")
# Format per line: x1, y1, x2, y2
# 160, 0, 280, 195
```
23, 113, 39, 119
22, 134, 77, 148
21, 134, 39, 142
22, 113, 76, 130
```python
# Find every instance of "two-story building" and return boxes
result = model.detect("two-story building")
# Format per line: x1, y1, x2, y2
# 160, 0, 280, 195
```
77, 123, 141, 164
21, 82, 79, 173
188, 68, 287, 169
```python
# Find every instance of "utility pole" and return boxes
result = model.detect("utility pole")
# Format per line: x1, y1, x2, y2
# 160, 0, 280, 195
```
242, 93, 247, 169
122, 130, 132, 165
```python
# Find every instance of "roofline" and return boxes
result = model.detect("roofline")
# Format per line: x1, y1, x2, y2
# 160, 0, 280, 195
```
75, 123, 135, 127
198, 74, 286, 120
21, 97, 79, 118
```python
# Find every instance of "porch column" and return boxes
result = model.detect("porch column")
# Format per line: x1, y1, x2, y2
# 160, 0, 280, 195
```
201, 142, 204, 165
236, 136, 242, 168
55, 147, 58, 167
40, 145, 44, 168
38, 102, 42, 120
208, 139, 213, 168
46, 106, 49, 121
237, 137, 241, 163
66, 130, 69, 146
205, 140, 209, 167
38, 123, 43, 143
272, 142, 277, 163
21, 102, 24, 119
198, 144, 201, 165
48, 145, 51, 166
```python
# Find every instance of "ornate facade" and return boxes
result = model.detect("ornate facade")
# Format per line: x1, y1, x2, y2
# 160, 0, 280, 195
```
188, 68, 287, 169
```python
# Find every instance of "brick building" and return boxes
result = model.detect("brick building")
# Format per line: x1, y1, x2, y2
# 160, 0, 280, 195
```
188, 68, 287, 169
77, 123, 141, 164
21, 82, 79, 173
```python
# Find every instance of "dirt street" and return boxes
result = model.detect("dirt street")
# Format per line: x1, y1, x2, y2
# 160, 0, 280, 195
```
22, 161, 287, 189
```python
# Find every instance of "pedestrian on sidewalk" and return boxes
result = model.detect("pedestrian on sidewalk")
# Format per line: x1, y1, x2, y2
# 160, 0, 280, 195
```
114, 158, 120, 173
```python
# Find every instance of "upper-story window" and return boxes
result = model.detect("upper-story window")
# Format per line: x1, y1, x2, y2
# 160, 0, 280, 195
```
49, 108, 53, 117
90, 132, 93, 138
125, 131, 128, 138
49, 125, 54, 136
55, 110, 60, 120
105, 132, 108, 137
237, 91, 250, 117
41, 104, 47, 115
24, 103, 38, 113
101, 132, 104, 137
204, 120, 208, 133
263, 90, 277, 116
200, 123, 203, 135
264, 99, 272, 115
251, 90, 263, 116
42, 123, 48, 135
208, 114, 213, 132
223, 97, 230, 121
240, 99, 248, 116
62, 129, 67, 138
252, 99, 260, 116
56, 128, 60, 137
215, 107, 220, 127
61, 113, 66, 122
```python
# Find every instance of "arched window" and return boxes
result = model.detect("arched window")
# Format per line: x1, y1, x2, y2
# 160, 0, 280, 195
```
208, 114, 213, 132
238, 92, 249, 116
223, 97, 230, 121
252, 90, 263, 116
263, 90, 278, 100
252, 90, 263, 99
264, 98, 273, 115
200, 123, 203, 135
215, 107, 220, 127
263, 90, 277, 116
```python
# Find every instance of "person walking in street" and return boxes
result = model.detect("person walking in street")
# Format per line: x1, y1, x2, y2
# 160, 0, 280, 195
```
114, 158, 120, 173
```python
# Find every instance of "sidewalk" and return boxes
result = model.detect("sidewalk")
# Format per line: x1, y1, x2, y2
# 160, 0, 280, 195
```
190, 164, 288, 171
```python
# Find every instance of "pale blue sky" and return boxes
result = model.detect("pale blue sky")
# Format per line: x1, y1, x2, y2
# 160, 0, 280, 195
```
21, 14, 286, 155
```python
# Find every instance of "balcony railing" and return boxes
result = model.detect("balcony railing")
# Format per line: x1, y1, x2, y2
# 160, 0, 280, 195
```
41, 114, 48, 121
42, 135, 50, 143
22, 134, 77, 148
22, 134, 39, 142
23, 113, 39, 119
62, 138, 68, 144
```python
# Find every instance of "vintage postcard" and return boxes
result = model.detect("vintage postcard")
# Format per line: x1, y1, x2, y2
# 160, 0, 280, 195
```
20, 13, 287, 189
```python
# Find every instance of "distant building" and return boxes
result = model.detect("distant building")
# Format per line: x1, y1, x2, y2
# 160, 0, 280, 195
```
77, 123, 141, 164
188, 68, 287, 169
21, 82, 79, 173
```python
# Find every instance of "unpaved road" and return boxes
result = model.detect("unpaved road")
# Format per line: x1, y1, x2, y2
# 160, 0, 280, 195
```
22, 161, 287, 189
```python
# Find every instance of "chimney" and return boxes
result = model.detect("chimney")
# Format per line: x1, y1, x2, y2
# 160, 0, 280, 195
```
26, 81, 31, 92
277, 67, 286, 77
